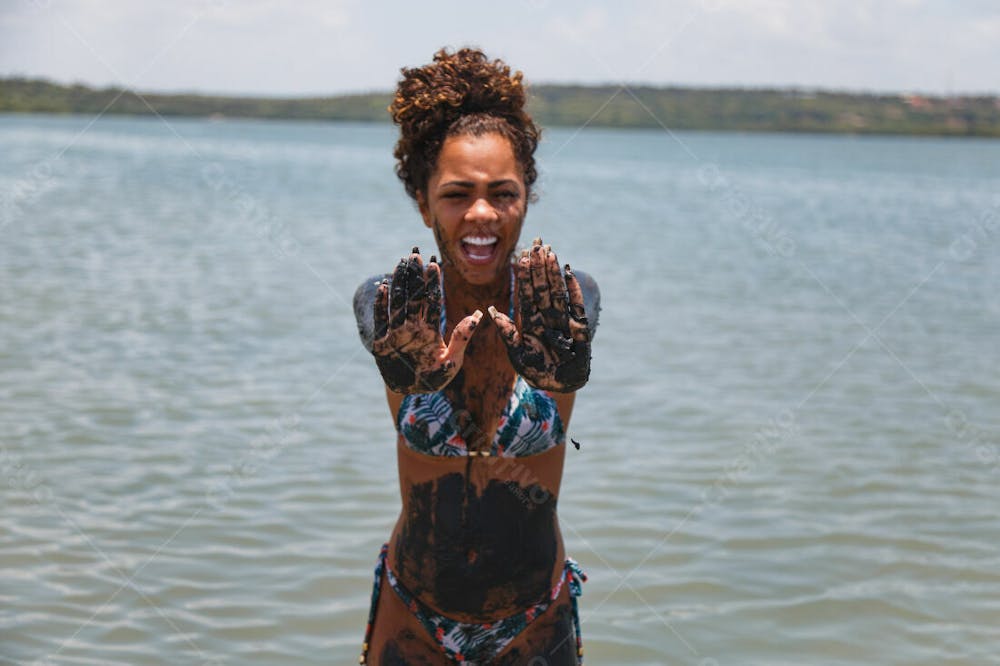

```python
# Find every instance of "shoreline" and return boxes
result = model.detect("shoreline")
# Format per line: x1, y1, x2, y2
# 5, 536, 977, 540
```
3, 77, 999, 138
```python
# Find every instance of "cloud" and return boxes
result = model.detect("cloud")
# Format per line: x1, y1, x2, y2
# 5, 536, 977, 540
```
1, 0, 998, 95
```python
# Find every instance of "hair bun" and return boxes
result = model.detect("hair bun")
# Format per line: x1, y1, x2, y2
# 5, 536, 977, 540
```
390, 48, 525, 129
390, 47, 541, 202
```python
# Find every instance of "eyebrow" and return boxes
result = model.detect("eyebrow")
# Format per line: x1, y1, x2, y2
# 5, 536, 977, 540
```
438, 179, 520, 189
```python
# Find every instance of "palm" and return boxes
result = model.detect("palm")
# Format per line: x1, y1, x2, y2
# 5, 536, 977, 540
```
372, 248, 482, 394
488, 238, 591, 393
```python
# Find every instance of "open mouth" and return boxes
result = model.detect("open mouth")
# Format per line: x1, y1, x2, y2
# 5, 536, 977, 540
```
460, 234, 499, 265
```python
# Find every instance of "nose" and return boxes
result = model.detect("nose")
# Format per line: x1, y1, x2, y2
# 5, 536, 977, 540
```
465, 197, 498, 223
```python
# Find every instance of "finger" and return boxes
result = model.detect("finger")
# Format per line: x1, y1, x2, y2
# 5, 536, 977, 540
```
405, 247, 425, 318
516, 250, 533, 320
517, 250, 545, 337
389, 257, 408, 328
444, 310, 484, 366
487, 305, 522, 349
424, 256, 442, 333
372, 279, 389, 350
564, 264, 591, 343
374, 279, 389, 341
525, 254, 549, 338
530, 241, 551, 312
544, 245, 570, 331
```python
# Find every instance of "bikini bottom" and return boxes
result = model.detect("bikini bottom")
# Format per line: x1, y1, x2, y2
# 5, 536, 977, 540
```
360, 543, 587, 665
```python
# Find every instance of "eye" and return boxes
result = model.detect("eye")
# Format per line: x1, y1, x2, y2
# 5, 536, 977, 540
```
442, 191, 466, 199
495, 190, 518, 200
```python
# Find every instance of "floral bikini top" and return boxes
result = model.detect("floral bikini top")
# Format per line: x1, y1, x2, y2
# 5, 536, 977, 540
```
396, 375, 566, 457
396, 266, 565, 458
353, 262, 600, 459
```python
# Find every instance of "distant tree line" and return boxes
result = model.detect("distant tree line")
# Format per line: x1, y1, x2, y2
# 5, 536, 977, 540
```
2, 77, 998, 137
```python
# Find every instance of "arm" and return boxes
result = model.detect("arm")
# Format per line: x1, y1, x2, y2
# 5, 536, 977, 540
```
353, 273, 391, 354
570, 268, 601, 342
551, 263, 600, 408
549, 268, 599, 429
353, 277, 407, 421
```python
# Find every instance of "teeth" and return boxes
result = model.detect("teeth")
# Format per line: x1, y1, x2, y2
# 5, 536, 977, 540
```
462, 235, 497, 246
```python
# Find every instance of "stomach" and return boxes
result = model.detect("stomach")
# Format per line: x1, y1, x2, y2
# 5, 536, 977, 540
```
388, 469, 566, 621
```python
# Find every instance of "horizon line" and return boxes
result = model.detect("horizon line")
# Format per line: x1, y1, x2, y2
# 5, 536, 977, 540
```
3, 74, 999, 101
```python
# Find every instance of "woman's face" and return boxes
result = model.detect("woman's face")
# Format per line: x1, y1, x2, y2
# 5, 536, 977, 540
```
417, 132, 527, 286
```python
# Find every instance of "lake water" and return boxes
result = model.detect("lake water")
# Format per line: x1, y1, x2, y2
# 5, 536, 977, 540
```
1, 113, 999, 665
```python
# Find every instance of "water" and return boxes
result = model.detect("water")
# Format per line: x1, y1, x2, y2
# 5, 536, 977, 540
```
1, 114, 999, 665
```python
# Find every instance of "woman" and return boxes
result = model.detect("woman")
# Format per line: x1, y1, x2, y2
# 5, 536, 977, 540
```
353, 47, 600, 665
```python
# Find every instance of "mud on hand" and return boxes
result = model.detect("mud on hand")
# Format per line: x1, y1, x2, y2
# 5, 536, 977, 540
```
487, 237, 591, 393
372, 247, 483, 394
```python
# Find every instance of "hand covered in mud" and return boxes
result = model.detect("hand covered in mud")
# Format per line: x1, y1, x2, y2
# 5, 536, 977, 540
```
373, 247, 483, 393
487, 238, 591, 393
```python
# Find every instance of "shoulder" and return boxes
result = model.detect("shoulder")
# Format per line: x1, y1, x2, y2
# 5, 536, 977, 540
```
569, 268, 601, 339
353, 273, 391, 353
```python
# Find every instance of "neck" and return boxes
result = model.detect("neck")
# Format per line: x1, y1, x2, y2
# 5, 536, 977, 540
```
442, 264, 512, 317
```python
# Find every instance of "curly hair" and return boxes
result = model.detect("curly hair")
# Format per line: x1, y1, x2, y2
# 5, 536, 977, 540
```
389, 47, 541, 202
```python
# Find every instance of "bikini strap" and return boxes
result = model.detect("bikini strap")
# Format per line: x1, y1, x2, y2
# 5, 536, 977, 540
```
360, 543, 389, 664
508, 262, 516, 319
565, 557, 588, 664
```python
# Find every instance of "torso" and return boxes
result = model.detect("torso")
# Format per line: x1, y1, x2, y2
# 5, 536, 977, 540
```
387, 438, 567, 621
383, 269, 575, 621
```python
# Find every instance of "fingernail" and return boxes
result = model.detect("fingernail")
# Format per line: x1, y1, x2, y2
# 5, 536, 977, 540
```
429, 255, 437, 264
487, 306, 498, 318
412, 246, 420, 254
533, 237, 542, 245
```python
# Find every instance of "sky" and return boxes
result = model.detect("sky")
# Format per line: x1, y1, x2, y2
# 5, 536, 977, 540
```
1, 0, 999, 97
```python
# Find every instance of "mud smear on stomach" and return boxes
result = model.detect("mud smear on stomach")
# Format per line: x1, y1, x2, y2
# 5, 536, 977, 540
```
396, 472, 558, 616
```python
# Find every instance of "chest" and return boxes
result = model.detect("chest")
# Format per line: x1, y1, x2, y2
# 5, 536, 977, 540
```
443, 322, 516, 449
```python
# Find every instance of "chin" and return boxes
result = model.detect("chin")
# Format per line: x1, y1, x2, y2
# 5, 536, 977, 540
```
456, 262, 506, 286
